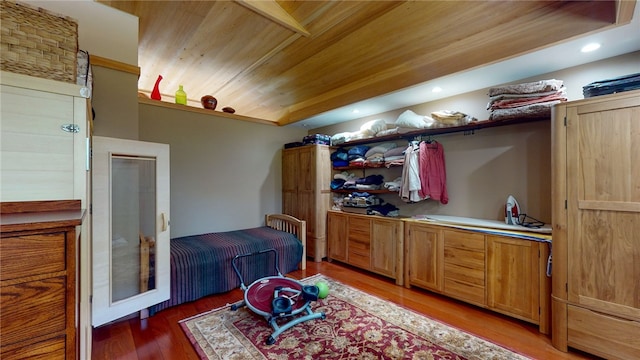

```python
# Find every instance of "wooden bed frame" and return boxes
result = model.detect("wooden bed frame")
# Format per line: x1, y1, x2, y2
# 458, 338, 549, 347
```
139, 214, 307, 293
264, 214, 307, 270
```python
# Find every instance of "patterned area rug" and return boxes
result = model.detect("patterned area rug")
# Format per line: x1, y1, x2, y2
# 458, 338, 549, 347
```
180, 274, 529, 360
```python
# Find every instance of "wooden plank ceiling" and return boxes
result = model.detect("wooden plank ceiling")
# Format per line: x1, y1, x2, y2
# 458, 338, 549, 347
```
99, 0, 629, 126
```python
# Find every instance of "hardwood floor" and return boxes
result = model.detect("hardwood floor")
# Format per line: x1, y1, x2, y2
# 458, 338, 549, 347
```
92, 260, 598, 360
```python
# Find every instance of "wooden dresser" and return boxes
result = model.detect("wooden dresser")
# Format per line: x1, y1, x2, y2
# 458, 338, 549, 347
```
1, 200, 83, 360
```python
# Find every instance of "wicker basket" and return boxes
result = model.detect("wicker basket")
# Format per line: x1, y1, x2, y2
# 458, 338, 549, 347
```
1, 0, 78, 83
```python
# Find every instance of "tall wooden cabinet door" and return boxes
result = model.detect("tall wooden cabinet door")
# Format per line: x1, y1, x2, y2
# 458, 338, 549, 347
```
371, 218, 401, 278
327, 211, 348, 262
297, 191, 316, 259
296, 146, 315, 193
297, 146, 317, 237
281, 148, 298, 218
486, 235, 540, 322
405, 222, 443, 291
312, 146, 332, 261
566, 94, 640, 321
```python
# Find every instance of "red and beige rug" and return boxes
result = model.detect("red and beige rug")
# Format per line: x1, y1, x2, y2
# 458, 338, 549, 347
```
180, 274, 529, 360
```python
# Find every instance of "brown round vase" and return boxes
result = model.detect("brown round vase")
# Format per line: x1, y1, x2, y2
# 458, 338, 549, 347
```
200, 95, 217, 110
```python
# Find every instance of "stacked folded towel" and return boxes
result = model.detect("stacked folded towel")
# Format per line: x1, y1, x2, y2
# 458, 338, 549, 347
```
488, 79, 567, 121
430, 110, 476, 126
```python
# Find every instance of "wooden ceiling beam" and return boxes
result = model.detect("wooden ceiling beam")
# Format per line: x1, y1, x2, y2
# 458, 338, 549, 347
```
236, 0, 310, 37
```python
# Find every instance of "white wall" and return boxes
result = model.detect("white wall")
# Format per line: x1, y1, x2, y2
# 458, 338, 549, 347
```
21, 0, 138, 65
138, 104, 307, 238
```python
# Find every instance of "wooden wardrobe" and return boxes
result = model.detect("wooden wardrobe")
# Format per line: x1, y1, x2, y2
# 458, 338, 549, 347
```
282, 144, 332, 262
551, 89, 640, 359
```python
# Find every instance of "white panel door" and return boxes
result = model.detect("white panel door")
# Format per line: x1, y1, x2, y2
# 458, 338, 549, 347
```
92, 136, 170, 326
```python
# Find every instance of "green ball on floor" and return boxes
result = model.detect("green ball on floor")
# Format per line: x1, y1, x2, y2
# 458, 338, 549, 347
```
316, 281, 329, 299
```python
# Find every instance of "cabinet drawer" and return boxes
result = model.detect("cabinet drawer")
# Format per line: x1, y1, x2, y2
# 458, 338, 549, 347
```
567, 305, 640, 359
444, 246, 485, 269
443, 230, 485, 251
444, 278, 485, 305
348, 238, 370, 253
348, 217, 371, 243
1, 277, 67, 348
0, 232, 67, 281
1, 335, 66, 360
348, 249, 370, 269
444, 262, 484, 285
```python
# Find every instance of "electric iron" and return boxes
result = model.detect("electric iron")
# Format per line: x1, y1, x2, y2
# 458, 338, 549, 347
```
505, 195, 521, 225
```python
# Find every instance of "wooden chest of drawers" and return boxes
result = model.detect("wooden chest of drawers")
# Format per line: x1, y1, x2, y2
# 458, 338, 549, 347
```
1, 200, 83, 360
443, 229, 486, 306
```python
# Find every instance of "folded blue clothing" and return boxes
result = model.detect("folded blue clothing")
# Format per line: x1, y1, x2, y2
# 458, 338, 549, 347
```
347, 145, 370, 157
331, 148, 348, 161
330, 179, 346, 190
583, 72, 640, 97
368, 203, 400, 216
355, 174, 384, 185
351, 191, 371, 197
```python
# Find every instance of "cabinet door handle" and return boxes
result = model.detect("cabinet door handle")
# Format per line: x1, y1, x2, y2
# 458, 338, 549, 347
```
161, 213, 169, 232
61, 124, 80, 133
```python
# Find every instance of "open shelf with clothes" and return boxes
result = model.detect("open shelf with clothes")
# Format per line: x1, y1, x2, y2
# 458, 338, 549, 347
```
330, 141, 408, 218
332, 116, 549, 148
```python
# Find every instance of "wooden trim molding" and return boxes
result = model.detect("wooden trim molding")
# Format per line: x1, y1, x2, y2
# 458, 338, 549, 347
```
90, 55, 140, 76
1, 200, 81, 214
138, 97, 278, 126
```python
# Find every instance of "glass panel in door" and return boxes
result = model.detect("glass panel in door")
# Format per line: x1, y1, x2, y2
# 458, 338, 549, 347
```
111, 155, 157, 302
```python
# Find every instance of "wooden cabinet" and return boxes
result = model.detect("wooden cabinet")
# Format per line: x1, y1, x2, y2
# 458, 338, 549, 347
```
327, 211, 404, 285
282, 145, 332, 262
487, 235, 544, 325
371, 218, 403, 280
404, 220, 550, 333
326, 210, 348, 262
1, 200, 83, 360
551, 90, 640, 359
0, 71, 89, 203
0, 71, 92, 360
404, 221, 443, 291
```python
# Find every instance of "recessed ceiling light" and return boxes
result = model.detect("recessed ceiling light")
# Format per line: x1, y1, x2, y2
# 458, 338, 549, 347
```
432, 87, 442, 93
581, 43, 601, 53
